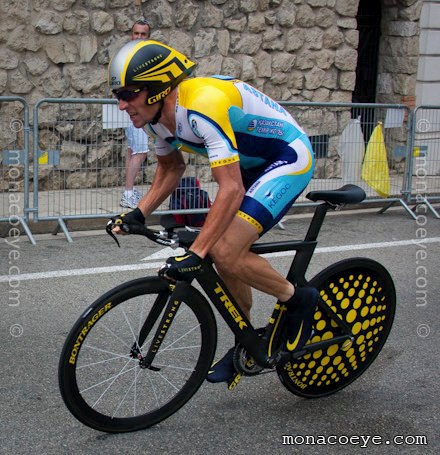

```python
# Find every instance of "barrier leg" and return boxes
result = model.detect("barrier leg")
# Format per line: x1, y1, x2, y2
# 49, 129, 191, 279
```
19, 217, 36, 245
412, 197, 440, 219
56, 217, 73, 243
378, 199, 417, 220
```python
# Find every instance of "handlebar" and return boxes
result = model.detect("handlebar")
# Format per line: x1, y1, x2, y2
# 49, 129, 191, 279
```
105, 219, 198, 249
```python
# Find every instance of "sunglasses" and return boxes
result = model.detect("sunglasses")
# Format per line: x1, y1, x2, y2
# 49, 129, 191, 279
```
134, 19, 150, 26
113, 87, 146, 102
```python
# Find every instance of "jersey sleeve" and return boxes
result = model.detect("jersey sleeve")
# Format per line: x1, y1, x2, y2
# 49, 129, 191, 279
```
146, 124, 175, 156
184, 85, 240, 168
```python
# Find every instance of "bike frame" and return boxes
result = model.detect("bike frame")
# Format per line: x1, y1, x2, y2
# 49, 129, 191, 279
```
192, 202, 352, 369
134, 201, 355, 372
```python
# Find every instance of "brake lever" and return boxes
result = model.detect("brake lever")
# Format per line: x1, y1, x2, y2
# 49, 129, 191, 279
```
158, 263, 177, 283
106, 221, 121, 248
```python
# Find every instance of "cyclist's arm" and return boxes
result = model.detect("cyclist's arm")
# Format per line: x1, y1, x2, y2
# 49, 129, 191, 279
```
188, 161, 245, 259
137, 149, 186, 217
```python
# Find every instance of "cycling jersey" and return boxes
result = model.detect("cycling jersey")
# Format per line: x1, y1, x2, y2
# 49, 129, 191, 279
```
147, 76, 314, 235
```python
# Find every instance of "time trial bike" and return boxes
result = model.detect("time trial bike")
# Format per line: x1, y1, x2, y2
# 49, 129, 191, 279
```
58, 184, 396, 433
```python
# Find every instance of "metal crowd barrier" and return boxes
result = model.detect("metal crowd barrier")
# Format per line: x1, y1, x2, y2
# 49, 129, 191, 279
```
32, 98, 218, 242
280, 101, 417, 219
410, 106, 440, 218
2, 97, 439, 244
0, 96, 35, 244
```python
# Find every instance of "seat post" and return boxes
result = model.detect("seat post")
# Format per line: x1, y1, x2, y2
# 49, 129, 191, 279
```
304, 203, 331, 242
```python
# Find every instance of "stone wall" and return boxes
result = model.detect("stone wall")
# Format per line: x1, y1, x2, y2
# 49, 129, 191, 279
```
0, 0, 365, 102
0, 0, 423, 191
377, 0, 422, 108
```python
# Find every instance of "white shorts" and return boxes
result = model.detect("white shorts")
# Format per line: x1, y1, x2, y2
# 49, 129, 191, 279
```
125, 124, 149, 154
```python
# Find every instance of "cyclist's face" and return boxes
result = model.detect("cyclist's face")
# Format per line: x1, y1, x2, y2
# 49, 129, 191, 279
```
115, 86, 158, 127
131, 24, 150, 40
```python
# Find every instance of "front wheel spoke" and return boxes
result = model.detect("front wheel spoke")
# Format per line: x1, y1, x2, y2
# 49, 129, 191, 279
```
80, 360, 136, 397
80, 343, 132, 361
158, 324, 201, 354
157, 371, 181, 392
96, 322, 132, 350
121, 307, 142, 351
111, 368, 142, 418
77, 352, 132, 370
152, 362, 196, 372
147, 372, 161, 409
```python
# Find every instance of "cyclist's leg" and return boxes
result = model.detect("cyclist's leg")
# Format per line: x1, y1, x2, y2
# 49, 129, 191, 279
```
210, 217, 294, 306
208, 137, 315, 383
211, 138, 315, 305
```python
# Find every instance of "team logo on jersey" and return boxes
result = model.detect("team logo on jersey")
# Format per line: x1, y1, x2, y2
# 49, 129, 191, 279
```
177, 122, 183, 134
190, 118, 201, 137
247, 119, 257, 132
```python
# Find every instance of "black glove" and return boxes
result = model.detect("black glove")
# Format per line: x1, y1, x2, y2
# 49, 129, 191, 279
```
161, 251, 203, 282
109, 208, 146, 234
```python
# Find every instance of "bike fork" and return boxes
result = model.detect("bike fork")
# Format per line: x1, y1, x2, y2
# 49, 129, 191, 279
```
133, 283, 187, 370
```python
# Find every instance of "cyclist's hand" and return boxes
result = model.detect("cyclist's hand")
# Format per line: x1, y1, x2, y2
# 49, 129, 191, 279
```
160, 251, 203, 282
107, 208, 146, 235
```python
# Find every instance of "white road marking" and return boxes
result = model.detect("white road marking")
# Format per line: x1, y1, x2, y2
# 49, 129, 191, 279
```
141, 246, 185, 261
1, 237, 439, 283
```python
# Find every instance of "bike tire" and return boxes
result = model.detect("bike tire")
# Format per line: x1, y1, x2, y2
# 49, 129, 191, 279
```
277, 258, 396, 398
59, 277, 217, 432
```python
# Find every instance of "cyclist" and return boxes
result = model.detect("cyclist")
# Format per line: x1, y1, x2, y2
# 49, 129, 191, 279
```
108, 40, 319, 384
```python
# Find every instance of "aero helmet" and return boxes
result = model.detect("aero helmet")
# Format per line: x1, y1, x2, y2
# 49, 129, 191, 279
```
108, 40, 196, 105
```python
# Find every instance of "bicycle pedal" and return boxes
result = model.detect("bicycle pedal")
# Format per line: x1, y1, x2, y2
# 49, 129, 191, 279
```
227, 372, 242, 391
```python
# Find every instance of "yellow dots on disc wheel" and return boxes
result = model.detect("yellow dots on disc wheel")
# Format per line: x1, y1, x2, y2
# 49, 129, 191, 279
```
341, 298, 350, 310
353, 298, 362, 309
356, 335, 365, 345
313, 350, 323, 359
346, 309, 357, 323
361, 307, 369, 318
352, 322, 362, 335
327, 344, 339, 357
316, 320, 326, 331
321, 356, 331, 366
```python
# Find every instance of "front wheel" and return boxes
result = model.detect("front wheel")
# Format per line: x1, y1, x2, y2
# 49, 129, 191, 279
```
59, 277, 217, 432
277, 258, 396, 398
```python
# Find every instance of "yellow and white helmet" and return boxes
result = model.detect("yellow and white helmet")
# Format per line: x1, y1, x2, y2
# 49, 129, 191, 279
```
108, 39, 196, 105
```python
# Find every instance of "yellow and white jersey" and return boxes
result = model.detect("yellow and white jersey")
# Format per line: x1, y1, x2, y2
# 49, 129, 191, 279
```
147, 76, 309, 170
147, 76, 314, 235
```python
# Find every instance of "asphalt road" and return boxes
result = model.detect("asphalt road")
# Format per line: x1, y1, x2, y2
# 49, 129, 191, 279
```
1, 207, 439, 454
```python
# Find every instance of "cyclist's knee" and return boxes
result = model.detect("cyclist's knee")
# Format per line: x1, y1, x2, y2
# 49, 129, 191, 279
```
210, 244, 243, 276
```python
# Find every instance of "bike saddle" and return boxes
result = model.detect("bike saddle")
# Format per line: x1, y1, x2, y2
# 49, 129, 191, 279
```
306, 184, 366, 205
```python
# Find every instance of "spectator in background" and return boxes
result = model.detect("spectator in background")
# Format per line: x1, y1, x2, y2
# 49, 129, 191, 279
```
120, 19, 151, 208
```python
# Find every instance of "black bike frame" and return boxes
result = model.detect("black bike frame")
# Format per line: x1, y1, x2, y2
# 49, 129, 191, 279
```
141, 202, 353, 371
194, 202, 351, 368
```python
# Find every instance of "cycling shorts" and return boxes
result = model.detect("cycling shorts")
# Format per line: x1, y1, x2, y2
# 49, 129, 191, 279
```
237, 135, 314, 236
